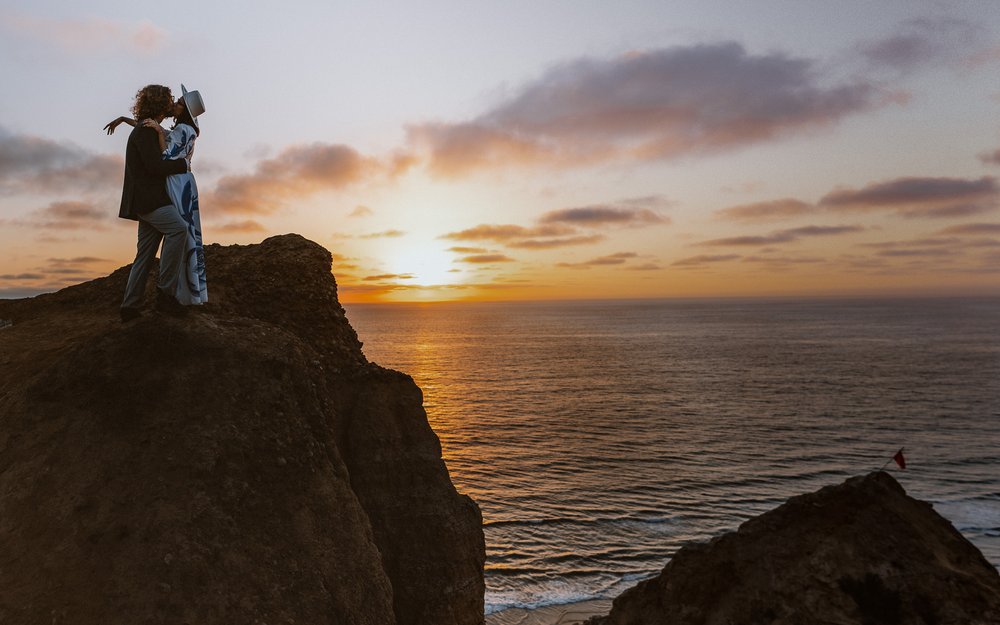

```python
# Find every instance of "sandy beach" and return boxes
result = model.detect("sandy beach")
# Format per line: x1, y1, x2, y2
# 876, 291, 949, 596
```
485, 600, 611, 625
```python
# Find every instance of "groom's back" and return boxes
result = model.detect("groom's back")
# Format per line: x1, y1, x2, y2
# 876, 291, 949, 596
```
118, 125, 184, 221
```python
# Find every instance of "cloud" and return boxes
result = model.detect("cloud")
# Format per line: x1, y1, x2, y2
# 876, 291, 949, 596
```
15, 200, 113, 231
457, 254, 515, 263
876, 248, 956, 258
937, 222, 1000, 235
447, 246, 489, 254
408, 42, 887, 176
0, 273, 45, 280
626, 263, 663, 271
556, 252, 639, 268
672, 254, 741, 267
715, 198, 815, 222
540, 205, 667, 227
349, 205, 374, 217
362, 273, 415, 281
979, 149, 1000, 166
0, 127, 122, 194
213, 220, 268, 233
506, 235, 606, 249
441, 223, 605, 248
858, 17, 983, 73
206, 143, 381, 214
359, 229, 406, 239
440, 223, 575, 241
697, 224, 863, 246
0, 12, 168, 56
858, 237, 958, 249
46, 256, 111, 265
818, 176, 998, 218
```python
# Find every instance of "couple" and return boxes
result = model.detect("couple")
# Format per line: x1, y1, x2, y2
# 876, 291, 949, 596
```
107, 83, 207, 322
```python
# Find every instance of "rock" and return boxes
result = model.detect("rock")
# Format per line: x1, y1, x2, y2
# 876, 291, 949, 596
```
588, 472, 1000, 625
0, 234, 485, 625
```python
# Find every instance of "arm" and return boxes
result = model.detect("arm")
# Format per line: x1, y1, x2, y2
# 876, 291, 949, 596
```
104, 116, 136, 135
135, 127, 187, 177
142, 119, 167, 152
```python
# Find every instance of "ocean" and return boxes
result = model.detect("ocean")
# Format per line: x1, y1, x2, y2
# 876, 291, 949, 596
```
343, 297, 1000, 615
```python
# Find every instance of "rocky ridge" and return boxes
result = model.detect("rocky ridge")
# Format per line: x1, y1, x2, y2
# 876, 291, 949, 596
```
0, 234, 485, 625
588, 471, 1000, 625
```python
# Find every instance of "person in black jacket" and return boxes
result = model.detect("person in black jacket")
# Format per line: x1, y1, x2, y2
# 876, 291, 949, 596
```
111, 84, 191, 321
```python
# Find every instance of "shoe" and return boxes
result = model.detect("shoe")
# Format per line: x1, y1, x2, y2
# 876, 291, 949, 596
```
120, 306, 142, 322
155, 288, 189, 317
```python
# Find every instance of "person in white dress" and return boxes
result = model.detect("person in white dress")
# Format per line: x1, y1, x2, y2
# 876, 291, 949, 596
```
105, 85, 207, 306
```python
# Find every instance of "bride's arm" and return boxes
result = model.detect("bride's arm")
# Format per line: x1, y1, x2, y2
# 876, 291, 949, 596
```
103, 116, 136, 135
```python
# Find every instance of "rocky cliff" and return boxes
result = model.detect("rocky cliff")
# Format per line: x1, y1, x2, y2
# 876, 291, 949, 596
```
0, 234, 485, 625
589, 472, 1000, 625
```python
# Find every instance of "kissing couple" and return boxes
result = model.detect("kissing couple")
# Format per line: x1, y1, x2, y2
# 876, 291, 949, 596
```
106, 83, 207, 322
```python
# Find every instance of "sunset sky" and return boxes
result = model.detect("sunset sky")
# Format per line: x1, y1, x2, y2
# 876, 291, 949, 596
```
1, 1, 999, 302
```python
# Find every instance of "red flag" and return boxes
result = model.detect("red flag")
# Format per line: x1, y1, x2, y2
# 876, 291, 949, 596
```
893, 448, 906, 470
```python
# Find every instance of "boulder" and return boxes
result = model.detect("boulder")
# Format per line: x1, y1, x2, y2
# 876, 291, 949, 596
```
589, 472, 1000, 625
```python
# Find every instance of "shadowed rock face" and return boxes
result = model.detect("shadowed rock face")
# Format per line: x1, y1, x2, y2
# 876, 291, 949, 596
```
589, 472, 1000, 625
0, 234, 485, 625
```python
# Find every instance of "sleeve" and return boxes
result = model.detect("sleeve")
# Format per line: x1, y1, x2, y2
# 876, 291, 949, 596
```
162, 127, 189, 160
136, 127, 187, 177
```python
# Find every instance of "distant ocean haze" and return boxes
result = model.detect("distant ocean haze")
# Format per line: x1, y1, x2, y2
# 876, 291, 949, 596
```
344, 297, 1000, 614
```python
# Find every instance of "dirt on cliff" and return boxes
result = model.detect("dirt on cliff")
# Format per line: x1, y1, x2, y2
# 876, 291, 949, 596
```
588, 471, 1000, 625
0, 234, 485, 625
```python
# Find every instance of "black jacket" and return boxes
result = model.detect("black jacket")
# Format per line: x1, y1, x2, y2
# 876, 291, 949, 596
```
118, 125, 188, 220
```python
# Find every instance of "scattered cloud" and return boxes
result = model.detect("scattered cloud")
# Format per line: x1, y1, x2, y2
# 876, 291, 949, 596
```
206, 143, 381, 214
0, 273, 45, 280
540, 204, 667, 227
937, 222, 1000, 235
715, 198, 814, 222
672, 254, 741, 267
0, 127, 122, 195
362, 273, 415, 281
440, 222, 604, 248
457, 254, 516, 263
857, 17, 983, 73
875, 248, 957, 258
979, 149, 1000, 166
557, 252, 639, 268
359, 229, 406, 239
0, 12, 168, 56
626, 262, 663, 271
350, 205, 374, 217
818, 176, 998, 218
212, 220, 268, 233
447, 246, 489, 254
741, 255, 824, 265
506, 235, 606, 249
408, 42, 889, 176
13, 200, 114, 231
697, 224, 863, 246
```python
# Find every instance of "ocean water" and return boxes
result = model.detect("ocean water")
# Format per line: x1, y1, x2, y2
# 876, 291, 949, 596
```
343, 298, 1000, 614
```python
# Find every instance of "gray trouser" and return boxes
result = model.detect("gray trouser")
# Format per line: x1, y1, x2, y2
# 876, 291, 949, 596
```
122, 204, 188, 308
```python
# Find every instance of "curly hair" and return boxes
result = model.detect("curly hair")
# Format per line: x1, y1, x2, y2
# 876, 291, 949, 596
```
131, 84, 174, 121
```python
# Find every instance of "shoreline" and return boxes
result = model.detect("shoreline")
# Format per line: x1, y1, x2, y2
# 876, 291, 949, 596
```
485, 599, 611, 625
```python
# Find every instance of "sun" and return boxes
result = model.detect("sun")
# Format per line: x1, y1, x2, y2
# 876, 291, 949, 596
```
384, 244, 464, 287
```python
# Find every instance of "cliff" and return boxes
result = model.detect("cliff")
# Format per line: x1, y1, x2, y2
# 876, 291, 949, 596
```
589, 472, 1000, 625
0, 234, 485, 625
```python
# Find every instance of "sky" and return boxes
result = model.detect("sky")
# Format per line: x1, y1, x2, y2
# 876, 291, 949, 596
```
1, 1, 999, 302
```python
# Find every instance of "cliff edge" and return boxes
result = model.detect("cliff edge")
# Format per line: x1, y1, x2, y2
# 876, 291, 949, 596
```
589, 471, 1000, 625
0, 234, 485, 625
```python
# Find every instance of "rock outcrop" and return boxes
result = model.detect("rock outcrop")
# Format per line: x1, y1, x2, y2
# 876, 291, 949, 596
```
0, 234, 485, 625
589, 472, 1000, 625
